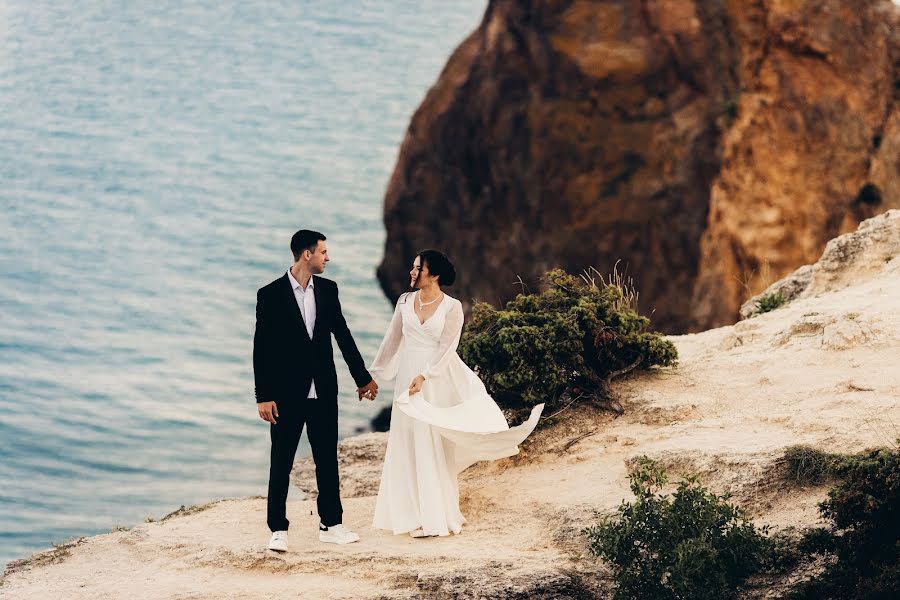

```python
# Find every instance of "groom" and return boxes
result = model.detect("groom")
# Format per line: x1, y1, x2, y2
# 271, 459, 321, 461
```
254, 229, 379, 551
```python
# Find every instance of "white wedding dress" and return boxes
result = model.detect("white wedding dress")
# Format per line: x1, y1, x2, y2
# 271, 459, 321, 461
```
369, 291, 544, 536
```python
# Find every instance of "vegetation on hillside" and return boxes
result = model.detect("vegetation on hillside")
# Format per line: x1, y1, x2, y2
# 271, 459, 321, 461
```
459, 268, 677, 417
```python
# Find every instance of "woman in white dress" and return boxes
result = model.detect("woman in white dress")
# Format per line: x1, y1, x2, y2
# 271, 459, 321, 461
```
369, 250, 544, 538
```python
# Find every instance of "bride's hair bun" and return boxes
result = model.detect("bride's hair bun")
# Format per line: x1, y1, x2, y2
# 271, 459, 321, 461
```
418, 249, 456, 286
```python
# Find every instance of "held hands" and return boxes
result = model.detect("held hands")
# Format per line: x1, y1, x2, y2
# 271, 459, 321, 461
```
357, 380, 379, 402
259, 382, 377, 424
258, 401, 279, 425
408, 375, 425, 396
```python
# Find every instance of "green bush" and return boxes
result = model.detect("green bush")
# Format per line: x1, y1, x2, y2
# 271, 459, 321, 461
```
459, 269, 677, 410
754, 291, 786, 315
786, 444, 900, 599
583, 457, 772, 600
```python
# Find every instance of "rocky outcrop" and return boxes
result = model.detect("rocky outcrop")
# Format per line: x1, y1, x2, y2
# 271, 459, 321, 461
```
690, 0, 900, 328
740, 208, 900, 318
377, 0, 900, 333
292, 432, 387, 499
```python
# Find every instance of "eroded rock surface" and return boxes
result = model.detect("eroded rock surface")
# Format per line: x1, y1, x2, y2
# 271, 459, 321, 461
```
292, 432, 387, 499
741, 209, 900, 318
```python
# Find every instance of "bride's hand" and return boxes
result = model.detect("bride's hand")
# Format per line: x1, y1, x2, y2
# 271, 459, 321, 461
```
408, 375, 425, 395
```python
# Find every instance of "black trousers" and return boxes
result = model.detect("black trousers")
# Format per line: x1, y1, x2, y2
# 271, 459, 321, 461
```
266, 396, 342, 531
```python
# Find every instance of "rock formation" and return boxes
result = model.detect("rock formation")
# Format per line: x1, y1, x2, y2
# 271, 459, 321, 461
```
740, 208, 900, 318
691, 0, 900, 328
377, 0, 900, 332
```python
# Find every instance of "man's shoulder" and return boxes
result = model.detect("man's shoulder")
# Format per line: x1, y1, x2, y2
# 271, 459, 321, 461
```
258, 274, 288, 297
313, 275, 337, 289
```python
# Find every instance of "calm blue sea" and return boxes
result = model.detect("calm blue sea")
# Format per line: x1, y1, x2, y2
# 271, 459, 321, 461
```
0, 0, 483, 568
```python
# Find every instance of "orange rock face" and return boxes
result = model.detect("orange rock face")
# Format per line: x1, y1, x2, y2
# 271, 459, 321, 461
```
377, 0, 899, 332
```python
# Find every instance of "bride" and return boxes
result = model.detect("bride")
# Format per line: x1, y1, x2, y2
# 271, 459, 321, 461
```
368, 249, 544, 538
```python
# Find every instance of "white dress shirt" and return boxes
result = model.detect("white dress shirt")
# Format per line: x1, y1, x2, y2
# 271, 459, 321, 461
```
287, 269, 317, 399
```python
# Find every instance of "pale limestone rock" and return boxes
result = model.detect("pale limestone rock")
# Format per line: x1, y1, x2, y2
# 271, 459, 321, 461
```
742, 209, 900, 318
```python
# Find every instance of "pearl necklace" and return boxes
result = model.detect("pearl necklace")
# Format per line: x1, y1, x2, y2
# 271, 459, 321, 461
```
417, 291, 443, 310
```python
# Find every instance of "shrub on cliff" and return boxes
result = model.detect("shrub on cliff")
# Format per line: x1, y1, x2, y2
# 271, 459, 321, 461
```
458, 268, 677, 413
583, 457, 772, 600
754, 291, 786, 315
785, 444, 900, 599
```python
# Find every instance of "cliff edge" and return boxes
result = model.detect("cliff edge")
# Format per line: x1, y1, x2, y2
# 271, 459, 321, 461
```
4, 211, 900, 598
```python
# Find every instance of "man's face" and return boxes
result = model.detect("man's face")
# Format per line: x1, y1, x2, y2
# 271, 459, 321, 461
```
307, 240, 329, 274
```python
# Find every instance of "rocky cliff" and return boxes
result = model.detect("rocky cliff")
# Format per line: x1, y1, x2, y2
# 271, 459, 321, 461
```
377, 0, 900, 332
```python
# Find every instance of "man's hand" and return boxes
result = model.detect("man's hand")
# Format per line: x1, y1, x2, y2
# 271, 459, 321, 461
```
258, 401, 279, 424
408, 375, 425, 396
357, 380, 378, 401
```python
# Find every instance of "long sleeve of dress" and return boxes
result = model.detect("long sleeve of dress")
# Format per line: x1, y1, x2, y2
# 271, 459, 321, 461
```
368, 296, 405, 382
421, 300, 464, 380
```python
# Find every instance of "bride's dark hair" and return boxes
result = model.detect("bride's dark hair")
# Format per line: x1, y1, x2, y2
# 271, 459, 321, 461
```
417, 249, 456, 286
400, 249, 456, 304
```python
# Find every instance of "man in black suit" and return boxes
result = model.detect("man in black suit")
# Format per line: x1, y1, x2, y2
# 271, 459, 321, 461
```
254, 229, 379, 551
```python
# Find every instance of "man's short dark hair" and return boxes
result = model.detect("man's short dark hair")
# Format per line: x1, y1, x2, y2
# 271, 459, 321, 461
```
290, 230, 326, 261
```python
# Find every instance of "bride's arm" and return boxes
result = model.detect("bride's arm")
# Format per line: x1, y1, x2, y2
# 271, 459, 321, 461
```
420, 300, 465, 380
368, 294, 407, 382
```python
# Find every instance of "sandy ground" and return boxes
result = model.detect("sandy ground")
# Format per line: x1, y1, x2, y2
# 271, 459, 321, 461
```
3, 218, 899, 599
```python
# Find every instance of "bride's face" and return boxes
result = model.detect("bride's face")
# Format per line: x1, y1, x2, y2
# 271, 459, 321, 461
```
409, 258, 422, 288
409, 257, 435, 289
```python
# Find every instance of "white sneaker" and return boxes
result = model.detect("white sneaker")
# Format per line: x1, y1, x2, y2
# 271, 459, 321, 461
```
409, 528, 437, 538
267, 530, 288, 552
318, 523, 360, 544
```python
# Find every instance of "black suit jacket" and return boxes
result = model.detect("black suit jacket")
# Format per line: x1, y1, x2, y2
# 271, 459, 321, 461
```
253, 273, 372, 403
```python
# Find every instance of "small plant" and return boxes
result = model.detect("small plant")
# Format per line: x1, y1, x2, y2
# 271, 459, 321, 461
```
2, 536, 88, 575
459, 268, 677, 413
161, 502, 215, 521
755, 291, 786, 315
584, 457, 772, 600
782, 445, 845, 485
735, 259, 786, 315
